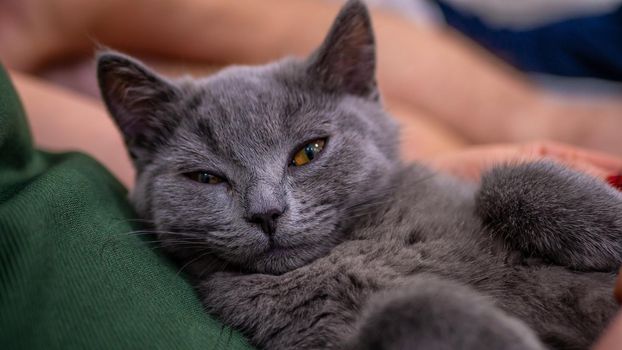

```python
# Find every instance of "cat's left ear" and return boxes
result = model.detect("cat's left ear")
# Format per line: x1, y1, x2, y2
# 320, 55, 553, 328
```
306, 0, 377, 100
97, 51, 181, 162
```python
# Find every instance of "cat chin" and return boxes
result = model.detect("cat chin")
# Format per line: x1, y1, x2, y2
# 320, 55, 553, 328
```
243, 245, 329, 275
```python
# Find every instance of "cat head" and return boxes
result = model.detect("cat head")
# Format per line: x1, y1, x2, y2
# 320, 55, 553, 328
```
97, 0, 399, 275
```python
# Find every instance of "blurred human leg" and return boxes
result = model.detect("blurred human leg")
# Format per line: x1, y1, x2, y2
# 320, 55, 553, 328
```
10, 70, 134, 187
3, 0, 622, 154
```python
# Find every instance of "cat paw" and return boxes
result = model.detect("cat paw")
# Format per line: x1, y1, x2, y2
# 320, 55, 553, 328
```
346, 275, 545, 350
477, 161, 622, 271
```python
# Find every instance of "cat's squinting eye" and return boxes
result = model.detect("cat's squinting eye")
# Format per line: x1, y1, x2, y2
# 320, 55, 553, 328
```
184, 171, 224, 184
291, 139, 326, 167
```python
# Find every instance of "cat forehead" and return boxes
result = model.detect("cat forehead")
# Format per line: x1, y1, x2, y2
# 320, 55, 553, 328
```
166, 66, 337, 164
194, 74, 301, 118
190, 58, 305, 102
178, 64, 335, 137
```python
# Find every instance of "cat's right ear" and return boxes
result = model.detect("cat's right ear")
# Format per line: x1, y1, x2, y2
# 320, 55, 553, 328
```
306, 0, 377, 99
97, 51, 180, 161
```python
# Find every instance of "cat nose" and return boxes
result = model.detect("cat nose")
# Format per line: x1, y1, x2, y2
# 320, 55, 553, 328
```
248, 208, 284, 236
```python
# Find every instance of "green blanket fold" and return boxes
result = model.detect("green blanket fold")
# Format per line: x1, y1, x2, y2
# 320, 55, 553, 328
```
0, 66, 252, 350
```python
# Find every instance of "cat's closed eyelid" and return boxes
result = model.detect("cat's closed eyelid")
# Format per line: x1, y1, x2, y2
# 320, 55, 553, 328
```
171, 168, 230, 185
172, 161, 226, 177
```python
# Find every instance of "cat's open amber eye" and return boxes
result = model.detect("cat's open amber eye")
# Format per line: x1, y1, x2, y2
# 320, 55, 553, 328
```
185, 171, 224, 184
291, 139, 326, 167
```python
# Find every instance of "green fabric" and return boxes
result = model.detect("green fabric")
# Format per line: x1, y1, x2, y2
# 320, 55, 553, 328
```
0, 66, 253, 350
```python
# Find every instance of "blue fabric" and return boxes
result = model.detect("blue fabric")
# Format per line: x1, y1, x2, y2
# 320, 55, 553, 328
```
434, 1, 622, 81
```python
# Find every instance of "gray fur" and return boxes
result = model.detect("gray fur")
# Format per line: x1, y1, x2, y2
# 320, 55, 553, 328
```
346, 275, 545, 350
478, 161, 622, 271
97, 1, 620, 349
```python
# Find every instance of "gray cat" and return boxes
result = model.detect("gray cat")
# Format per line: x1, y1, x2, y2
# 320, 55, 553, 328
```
97, 1, 622, 349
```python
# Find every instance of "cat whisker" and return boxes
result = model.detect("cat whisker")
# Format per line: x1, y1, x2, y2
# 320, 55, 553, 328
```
145, 243, 205, 252
110, 229, 202, 238
197, 260, 230, 281
100, 230, 205, 255
109, 217, 156, 225
176, 249, 214, 276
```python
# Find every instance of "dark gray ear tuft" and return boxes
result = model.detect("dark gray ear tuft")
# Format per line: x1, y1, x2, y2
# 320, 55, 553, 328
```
307, 0, 377, 99
97, 51, 180, 159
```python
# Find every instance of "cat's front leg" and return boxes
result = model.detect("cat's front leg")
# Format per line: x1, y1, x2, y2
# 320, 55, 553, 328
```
199, 269, 349, 350
476, 161, 622, 271
199, 272, 294, 348
346, 274, 545, 350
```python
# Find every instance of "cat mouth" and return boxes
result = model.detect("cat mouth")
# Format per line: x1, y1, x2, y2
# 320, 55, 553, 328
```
260, 239, 305, 259
265, 241, 291, 255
